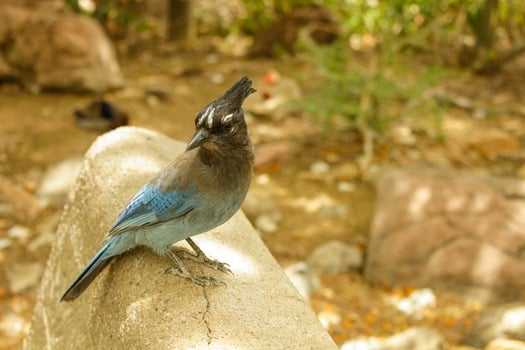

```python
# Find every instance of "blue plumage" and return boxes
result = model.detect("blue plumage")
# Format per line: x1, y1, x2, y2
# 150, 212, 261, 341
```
61, 77, 256, 301
109, 184, 197, 234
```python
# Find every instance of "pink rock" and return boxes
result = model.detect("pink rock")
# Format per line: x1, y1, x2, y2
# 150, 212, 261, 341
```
365, 166, 525, 301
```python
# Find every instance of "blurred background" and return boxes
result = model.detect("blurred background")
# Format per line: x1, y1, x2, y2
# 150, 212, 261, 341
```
1, 0, 525, 349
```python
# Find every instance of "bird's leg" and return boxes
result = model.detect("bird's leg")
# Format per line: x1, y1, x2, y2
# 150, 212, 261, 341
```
172, 238, 232, 275
166, 248, 225, 287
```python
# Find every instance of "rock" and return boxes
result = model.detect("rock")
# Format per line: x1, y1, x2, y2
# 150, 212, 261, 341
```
390, 288, 436, 319
283, 261, 320, 300
310, 161, 330, 175
7, 225, 31, 241
341, 326, 443, 350
485, 338, 525, 350
255, 214, 279, 233
0, 238, 12, 250
341, 337, 383, 350
242, 191, 282, 234
365, 166, 525, 301
0, 308, 28, 339
463, 304, 525, 348
317, 309, 342, 330
36, 157, 83, 206
383, 326, 444, 350
0, 4, 122, 92
308, 240, 363, 274
24, 127, 337, 350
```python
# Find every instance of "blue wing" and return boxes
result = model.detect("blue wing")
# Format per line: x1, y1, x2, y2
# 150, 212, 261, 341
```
107, 184, 196, 236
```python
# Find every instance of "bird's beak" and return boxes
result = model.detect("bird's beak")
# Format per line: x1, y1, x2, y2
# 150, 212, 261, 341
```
186, 128, 210, 151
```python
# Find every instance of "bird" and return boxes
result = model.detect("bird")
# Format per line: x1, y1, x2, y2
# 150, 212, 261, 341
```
61, 76, 256, 302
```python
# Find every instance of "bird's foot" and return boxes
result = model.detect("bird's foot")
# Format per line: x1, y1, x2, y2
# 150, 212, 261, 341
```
180, 238, 233, 275
167, 249, 226, 287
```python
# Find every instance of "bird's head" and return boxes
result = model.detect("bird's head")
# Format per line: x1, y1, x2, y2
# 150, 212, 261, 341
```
186, 76, 256, 151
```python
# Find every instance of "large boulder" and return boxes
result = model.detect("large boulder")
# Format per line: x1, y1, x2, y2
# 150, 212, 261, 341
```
365, 166, 525, 301
0, 3, 122, 92
24, 127, 336, 349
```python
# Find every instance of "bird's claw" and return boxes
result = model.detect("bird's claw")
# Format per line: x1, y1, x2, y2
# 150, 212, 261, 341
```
176, 249, 233, 275
167, 247, 227, 287
165, 266, 226, 287
182, 237, 234, 276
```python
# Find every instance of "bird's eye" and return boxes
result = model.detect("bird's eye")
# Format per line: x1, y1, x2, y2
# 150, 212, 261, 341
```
223, 124, 235, 134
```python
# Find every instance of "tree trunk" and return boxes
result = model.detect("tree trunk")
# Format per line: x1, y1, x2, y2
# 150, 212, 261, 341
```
166, 0, 193, 42
471, 0, 498, 50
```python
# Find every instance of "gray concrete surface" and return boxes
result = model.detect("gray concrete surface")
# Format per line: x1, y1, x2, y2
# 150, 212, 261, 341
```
24, 126, 337, 349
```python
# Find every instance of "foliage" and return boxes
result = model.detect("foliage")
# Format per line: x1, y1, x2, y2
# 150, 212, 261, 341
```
242, 0, 524, 144
64, 0, 151, 34
298, 41, 447, 139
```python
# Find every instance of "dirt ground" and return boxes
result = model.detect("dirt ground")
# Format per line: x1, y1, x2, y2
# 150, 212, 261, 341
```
1, 51, 525, 349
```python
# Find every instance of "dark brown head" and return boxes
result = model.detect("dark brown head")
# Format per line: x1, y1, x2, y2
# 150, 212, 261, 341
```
186, 76, 256, 152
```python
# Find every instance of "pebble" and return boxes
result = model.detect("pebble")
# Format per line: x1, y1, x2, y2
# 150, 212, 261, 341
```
37, 156, 83, 205
337, 181, 355, 193
0, 238, 12, 250
341, 326, 443, 350
391, 288, 436, 319
8, 225, 31, 240
0, 310, 27, 338
284, 261, 320, 300
317, 309, 341, 330
307, 240, 363, 274
463, 303, 525, 348
310, 161, 330, 175
255, 214, 279, 233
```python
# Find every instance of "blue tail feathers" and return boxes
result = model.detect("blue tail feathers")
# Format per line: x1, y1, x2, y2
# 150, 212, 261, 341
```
60, 240, 113, 301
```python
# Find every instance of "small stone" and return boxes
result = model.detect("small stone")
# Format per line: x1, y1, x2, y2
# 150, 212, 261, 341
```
463, 304, 525, 347
8, 225, 31, 240
392, 125, 417, 145
485, 338, 525, 350
255, 174, 271, 185
391, 288, 436, 318
144, 85, 171, 101
318, 203, 348, 219
37, 156, 83, 205
310, 161, 330, 175
308, 240, 363, 274
145, 94, 160, 107
284, 261, 320, 300
317, 309, 341, 330
242, 192, 281, 222
341, 337, 383, 350
210, 73, 224, 84
0, 238, 12, 250
383, 326, 443, 350
337, 181, 355, 193
0, 310, 27, 338
255, 214, 278, 233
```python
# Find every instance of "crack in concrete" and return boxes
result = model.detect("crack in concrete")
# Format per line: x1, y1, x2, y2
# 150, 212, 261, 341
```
201, 287, 212, 345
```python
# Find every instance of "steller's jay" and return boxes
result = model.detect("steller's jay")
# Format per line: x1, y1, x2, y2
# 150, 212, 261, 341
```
61, 76, 256, 301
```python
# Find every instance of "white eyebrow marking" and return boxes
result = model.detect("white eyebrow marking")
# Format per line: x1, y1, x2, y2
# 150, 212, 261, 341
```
207, 108, 215, 128
198, 105, 216, 128
222, 113, 233, 124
